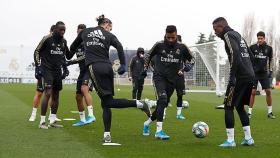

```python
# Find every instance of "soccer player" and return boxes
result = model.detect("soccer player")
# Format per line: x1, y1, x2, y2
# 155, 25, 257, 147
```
248, 31, 275, 119
212, 17, 255, 147
128, 47, 145, 100
34, 21, 71, 129
162, 35, 190, 120
142, 25, 194, 140
28, 25, 61, 122
70, 15, 151, 143
66, 24, 96, 126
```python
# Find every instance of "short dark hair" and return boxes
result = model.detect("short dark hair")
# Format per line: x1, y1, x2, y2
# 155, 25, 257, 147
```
212, 17, 228, 25
96, 14, 112, 25
166, 25, 177, 33
177, 35, 182, 42
257, 31, 265, 37
55, 21, 65, 26
78, 24, 86, 30
137, 47, 144, 53
50, 25, 55, 32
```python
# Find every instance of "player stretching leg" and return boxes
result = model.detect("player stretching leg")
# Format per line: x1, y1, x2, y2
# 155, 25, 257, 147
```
70, 15, 151, 143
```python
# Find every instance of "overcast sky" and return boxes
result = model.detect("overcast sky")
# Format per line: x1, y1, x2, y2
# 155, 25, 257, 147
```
0, 0, 279, 49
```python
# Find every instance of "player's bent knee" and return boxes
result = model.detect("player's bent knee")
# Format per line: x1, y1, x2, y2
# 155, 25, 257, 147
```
157, 92, 167, 106
265, 89, 271, 96
81, 85, 89, 93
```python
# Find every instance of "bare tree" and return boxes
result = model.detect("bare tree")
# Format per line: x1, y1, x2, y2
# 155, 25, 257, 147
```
242, 13, 257, 45
265, 19, 276, 46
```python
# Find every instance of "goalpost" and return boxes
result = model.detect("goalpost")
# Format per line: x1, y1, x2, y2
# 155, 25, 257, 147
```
186, 41, 230, 96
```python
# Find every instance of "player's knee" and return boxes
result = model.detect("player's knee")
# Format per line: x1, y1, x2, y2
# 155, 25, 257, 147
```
251, 89, 257, 96
224, 104, 234, 111
37, 92, 43, 98
157, 92, 167, 106
101, 95, 113, 107
265, 89, 271, 96
44, 88, 52, 97
81, 85, 89, 94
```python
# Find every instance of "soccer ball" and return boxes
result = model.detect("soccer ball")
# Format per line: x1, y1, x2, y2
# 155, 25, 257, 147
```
144, 98, 157, 108
192, 121, 209, 138
182, 100, 190, 108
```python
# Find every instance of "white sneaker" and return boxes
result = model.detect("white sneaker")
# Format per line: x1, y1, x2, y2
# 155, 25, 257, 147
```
29, 115, 36, 122
103, 135, 112, 143
48, 121, 63, 128
48, 117, 62, 122
39, 122, 48, 129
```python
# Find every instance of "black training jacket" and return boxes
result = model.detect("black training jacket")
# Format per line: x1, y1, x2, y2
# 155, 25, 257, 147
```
70, 26, 125, 66
129, 55, 144, 78
144, 40, 195, 79
221, 26, 255, 80
34, 34, 71, 71
250, 43, 273, 73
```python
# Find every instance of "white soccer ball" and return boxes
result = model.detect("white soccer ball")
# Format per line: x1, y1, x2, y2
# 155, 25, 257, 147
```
192, 121, 209, 138
216, 92, 224, 97
182, 100, 190, 108
144, 98, 157, 108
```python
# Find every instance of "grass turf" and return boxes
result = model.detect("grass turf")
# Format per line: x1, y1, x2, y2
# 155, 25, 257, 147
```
0, 84, 279, 158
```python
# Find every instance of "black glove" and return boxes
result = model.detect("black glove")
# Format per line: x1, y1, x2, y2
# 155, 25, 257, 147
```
35, 66, 44, 79
117, 64, 126, 75
183, 63, 194, 72
61, 65, 69, 79
268, 71, 273, 78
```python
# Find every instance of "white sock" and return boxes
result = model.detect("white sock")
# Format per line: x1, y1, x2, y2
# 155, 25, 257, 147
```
177, 107, 182, 115
268, 106, 272, 114
49, 114, 56, 124
40, 115, 46, 125
136, 100, 143, 108
104, 132, 110, 138
144, 118, 152, 126
156, 122, 163, 133
79, 111, 86, 122
243, 126, 252, 140
226, 128, 234, 142
248, 108, 252, 114
87, 105, 93, 117
31, 107, 37, 116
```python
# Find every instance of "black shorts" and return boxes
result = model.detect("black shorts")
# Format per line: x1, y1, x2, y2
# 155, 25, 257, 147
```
76, 69, 93, 94
253, 73, 270, 89
153, 73, 175, 100
226, 79, 253, 108
43, 68, 63, 91
175, 75, 185, 96
36, 77, 44, 92
88, 62, 114, 97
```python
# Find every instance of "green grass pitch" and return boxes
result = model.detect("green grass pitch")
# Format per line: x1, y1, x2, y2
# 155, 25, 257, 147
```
0, 84, 279, 158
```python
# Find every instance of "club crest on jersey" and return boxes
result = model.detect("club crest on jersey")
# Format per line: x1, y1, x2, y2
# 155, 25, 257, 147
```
52, 43, 55, 46
162, 50, 166, 54
240, 39, 246, 48
176, 49, 180, 54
